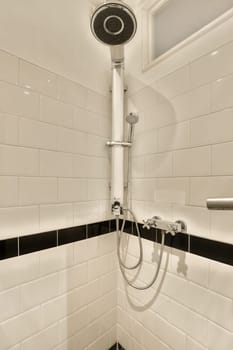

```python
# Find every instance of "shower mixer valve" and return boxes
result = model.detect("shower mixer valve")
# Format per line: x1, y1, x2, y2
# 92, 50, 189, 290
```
142, 216, 187, 236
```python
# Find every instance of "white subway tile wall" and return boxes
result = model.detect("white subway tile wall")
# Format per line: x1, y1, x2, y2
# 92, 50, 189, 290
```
0, 233, 117, 349
0, 48, 117, 350
123, 38, 233, 350
0, 29, 233, 350
130, 39, 233, 243
117, 235, 233, 350
0, 50, 111, 238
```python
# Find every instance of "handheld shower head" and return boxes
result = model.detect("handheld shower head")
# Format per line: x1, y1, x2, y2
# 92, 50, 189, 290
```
126, 112, 139, 125
126, 113, 139, 143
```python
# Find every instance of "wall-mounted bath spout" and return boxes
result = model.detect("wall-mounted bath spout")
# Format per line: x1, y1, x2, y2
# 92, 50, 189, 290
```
207, 197, 233, 210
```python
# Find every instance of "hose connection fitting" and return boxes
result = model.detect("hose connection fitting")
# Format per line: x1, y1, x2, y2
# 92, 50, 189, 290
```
112, 200, 122, 216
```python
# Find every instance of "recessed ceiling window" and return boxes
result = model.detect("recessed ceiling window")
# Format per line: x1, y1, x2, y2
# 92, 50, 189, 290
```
142, 0, 233, 68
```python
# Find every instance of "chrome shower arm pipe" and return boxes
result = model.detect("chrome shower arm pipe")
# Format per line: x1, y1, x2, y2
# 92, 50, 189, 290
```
111, 45, 124, 63
110, 50, 124, 210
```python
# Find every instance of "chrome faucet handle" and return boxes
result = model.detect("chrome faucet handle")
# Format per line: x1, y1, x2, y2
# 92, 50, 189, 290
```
165, 220, 187, 236
142, 219, 151, 230
142, 216, 161, 230
166, 223, 177, 236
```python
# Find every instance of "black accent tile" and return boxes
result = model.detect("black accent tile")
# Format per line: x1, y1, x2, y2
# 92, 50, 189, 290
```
172, 233, 189, 252
109, 344, 117, 350
109, 219, 132, 234
0, 238, 18, 260
108, 344, 126, 350
19, 231, 57, 255
110, 218, 125, 232
135, 223, 156, 242
121, 220, 132, 234
87, 220, 110, 238
110, 219, 117, 232
58, 226, 86, 245
190, 235, 233, 266
156, 230, 189, 252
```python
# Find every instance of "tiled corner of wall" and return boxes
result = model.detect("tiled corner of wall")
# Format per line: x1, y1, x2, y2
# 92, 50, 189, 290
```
1, 16, 233, 350
0, 50, 111, 239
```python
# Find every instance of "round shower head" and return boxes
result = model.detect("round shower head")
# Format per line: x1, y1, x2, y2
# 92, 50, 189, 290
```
90, 2, 137, 46
126, 112, 139, 124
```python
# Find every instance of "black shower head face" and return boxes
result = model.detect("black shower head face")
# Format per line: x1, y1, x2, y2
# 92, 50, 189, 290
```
91, 2, 137, 46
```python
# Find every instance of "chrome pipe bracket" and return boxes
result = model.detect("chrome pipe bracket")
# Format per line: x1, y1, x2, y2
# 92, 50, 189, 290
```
106, 140, 132, 147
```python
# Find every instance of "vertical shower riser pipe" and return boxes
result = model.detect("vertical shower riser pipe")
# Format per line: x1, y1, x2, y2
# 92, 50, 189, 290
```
111, 60, 124, 210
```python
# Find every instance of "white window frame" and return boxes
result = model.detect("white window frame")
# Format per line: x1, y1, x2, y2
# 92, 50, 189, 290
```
141, 0, 233, 71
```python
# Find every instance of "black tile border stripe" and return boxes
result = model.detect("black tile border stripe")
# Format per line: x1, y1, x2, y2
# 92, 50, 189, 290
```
19, 231, 57, 255
58, 225, 86, 246
0, 218, 233, 267
128, 220, 233, 266
0, 220, 111, 260
87, 221, 110, 238
190, 235, 233, 266
0, 238, 18, 260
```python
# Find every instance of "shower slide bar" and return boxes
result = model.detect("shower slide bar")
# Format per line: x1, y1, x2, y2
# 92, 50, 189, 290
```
142, 216, 187, 236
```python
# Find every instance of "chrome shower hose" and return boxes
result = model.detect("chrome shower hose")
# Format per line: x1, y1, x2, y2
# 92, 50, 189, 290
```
116, 208, 165, 290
